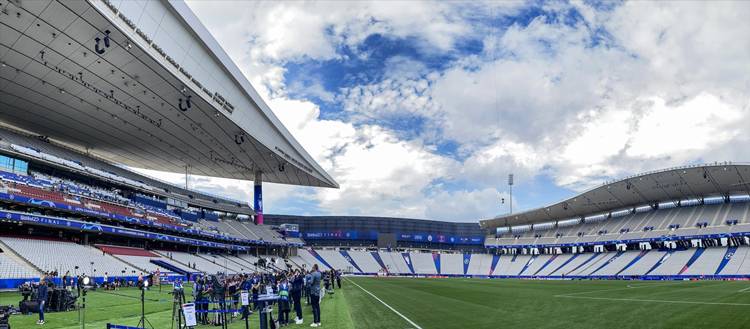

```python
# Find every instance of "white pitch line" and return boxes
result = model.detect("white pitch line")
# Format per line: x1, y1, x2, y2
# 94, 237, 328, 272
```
739, 286, 750, 292
346, 277, 423, 329
556, 295, 750, 306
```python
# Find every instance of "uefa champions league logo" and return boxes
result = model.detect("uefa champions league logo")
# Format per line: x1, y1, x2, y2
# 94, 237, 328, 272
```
427, 235, 433, 242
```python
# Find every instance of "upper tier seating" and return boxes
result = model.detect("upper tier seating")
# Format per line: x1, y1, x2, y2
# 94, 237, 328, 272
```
197, 219, 289, 244
486, 201, 750, 248
0, 127, 251, 213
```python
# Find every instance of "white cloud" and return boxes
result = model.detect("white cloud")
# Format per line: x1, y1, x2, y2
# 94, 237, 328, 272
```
186, 1, 479, 63
625, 94, 742, 158
268, 96, 465, 219
425, 188, 508, 221
177, 0, 750, 222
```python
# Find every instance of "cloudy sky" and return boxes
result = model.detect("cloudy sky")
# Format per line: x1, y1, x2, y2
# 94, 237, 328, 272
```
140, 1, 750, 222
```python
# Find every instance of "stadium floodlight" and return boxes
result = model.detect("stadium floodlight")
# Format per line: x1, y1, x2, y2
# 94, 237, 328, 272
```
508, 174, 514, 214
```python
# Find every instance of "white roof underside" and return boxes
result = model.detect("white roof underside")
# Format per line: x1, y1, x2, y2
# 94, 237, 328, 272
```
480, 163, 750, 229
0, 0, 337, 188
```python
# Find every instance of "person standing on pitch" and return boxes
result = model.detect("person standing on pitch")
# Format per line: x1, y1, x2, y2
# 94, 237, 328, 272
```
278, 276, 291, 326
251, 273, 261, 312
291, 270, 304, 324
37, 277, 49, 325
309, 265, 322, 327
304, 271, 312, 305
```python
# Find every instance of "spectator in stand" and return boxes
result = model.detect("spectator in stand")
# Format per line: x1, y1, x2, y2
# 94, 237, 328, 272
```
309, 264, 322, 327
37, 277, 49, 325
291, 270, 304, 324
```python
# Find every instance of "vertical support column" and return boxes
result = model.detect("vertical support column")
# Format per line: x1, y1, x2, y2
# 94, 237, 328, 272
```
254, 171, 264, 225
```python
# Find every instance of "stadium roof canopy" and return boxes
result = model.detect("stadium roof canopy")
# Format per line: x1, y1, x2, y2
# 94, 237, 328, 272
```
480, 163, 750, 230
0, 0, 337, 188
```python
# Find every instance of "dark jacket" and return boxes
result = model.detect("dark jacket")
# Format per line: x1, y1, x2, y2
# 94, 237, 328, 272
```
291, 274, 304, 292
37, 283, 49, 302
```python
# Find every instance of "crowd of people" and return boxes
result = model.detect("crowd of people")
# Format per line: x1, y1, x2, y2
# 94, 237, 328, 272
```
25, 264, 343, 327
190, 264, 342, 327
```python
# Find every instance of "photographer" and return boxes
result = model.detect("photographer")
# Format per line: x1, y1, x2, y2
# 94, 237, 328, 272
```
194, 276, 209, 325
62, 271, 70, 289
210, 275, 226, 325
37, 277, 48, 325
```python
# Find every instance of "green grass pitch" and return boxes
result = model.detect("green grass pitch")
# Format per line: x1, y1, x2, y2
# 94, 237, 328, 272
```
3, 277, 750, 328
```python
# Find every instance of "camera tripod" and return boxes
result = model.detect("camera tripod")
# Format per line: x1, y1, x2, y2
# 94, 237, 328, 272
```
171, 289, 186, 329
137, 287, 154, 329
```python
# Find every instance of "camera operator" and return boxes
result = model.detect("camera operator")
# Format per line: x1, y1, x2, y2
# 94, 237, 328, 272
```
62, 271, 70, 289
76, 274, 83, 296
37, 277, 49, 325
194, 276, 210, 325
19, 282, 33, 302
0, 305, 11, 328
210, 275, 226, 325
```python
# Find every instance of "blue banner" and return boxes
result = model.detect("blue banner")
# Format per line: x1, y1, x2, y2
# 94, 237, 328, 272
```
302, 230, 377, 240
463, 253, 471, 275
401, 253, 415, 274
300, 230, 484, 245
339, 250, 363, 273
397, 232, 484, 245
0, 209, 248, 251
254, 183, 263, 225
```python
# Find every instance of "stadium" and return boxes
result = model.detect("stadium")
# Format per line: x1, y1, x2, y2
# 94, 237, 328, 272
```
1, 1, 749, 329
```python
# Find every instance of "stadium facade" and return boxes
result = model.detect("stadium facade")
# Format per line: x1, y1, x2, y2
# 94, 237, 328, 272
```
1, 0, 750, 292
